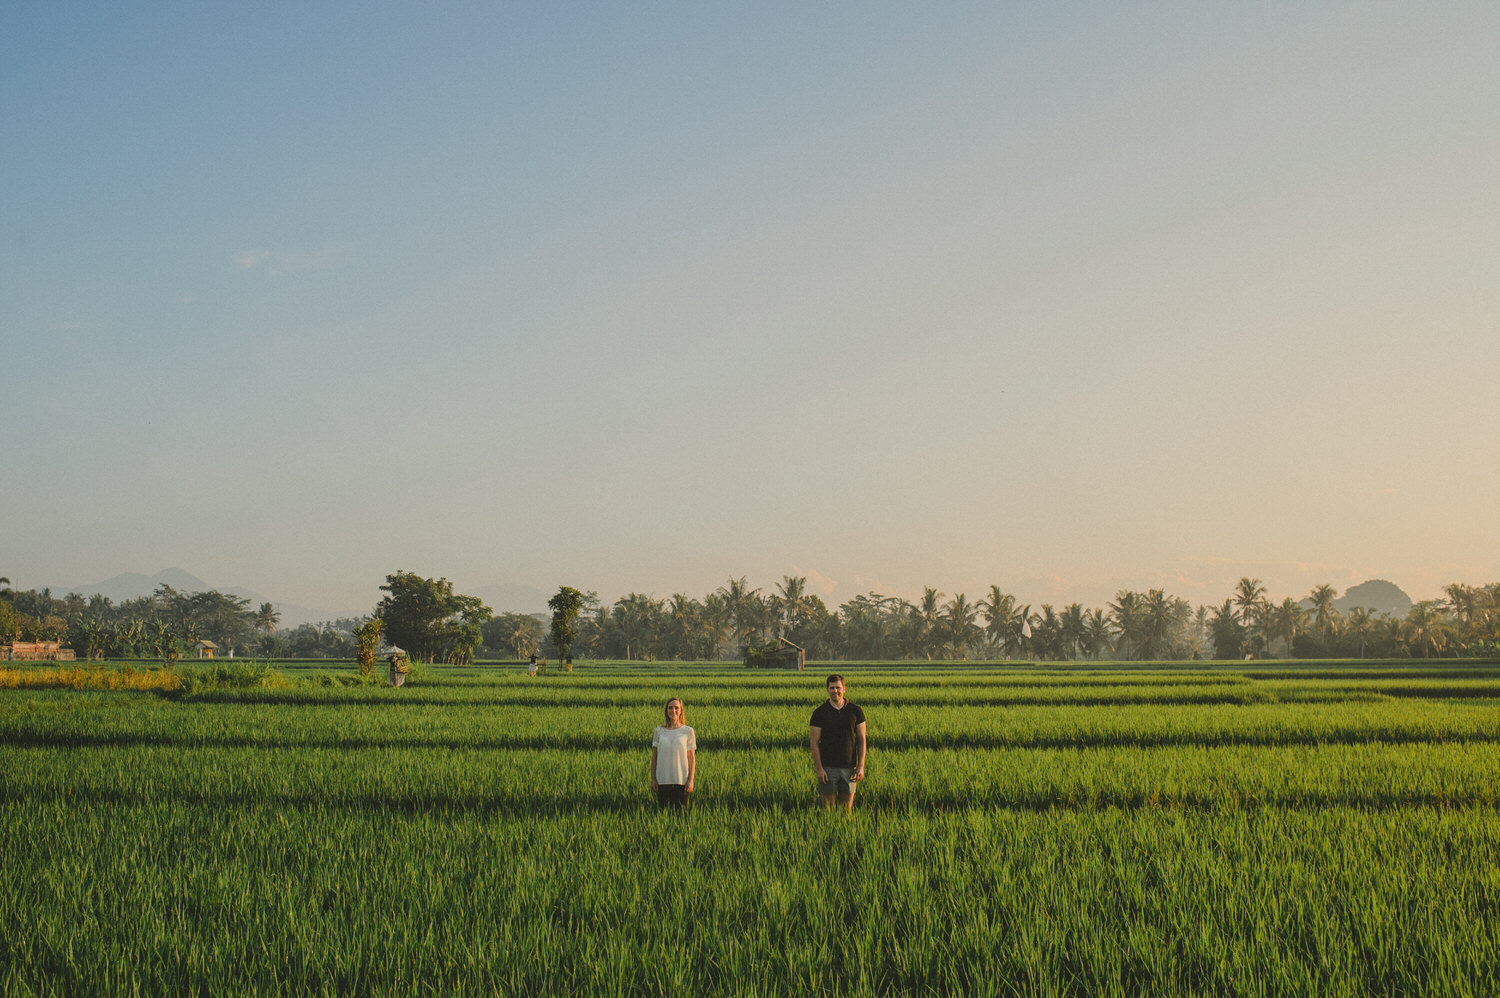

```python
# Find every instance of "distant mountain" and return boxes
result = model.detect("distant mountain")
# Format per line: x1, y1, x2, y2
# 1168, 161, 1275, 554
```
51, 568, 348, 630
1335, 579, 1413, 619
1296, 579, 1413, 619
55, 568, 213, 603
468, 583, 551, 615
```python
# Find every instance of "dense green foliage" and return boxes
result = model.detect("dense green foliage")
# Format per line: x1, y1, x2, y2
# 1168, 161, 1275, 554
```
375, 571, 492, 664
2, 659, 1499, 995
3, 576, 1498, 664
548, 586, 586, 664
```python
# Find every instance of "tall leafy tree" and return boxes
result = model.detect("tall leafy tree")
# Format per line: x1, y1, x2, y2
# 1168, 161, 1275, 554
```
547, 586, 587, 664
376, 571, 492, 663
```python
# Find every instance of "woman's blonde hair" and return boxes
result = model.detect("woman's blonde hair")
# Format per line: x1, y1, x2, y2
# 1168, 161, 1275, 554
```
664, 697, 684, 721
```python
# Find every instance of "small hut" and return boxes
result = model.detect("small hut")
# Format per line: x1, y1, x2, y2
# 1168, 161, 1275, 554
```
192, 640, 217, 659
745, 637, 805, 671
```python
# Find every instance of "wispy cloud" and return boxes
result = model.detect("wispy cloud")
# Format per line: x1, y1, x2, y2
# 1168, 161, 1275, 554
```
791, 565, 837, 596
234, 248, 343, 275
234, 251, 271, 270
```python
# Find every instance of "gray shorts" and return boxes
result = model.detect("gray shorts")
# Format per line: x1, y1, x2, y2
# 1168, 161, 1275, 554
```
818, 766, 858, 795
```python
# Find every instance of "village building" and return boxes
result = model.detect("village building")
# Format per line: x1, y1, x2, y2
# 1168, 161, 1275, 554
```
2, 640, 76, 662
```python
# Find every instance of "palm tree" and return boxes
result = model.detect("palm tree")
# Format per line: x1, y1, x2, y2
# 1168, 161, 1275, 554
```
1307, 584, 1341, 648
1343, 606, 1375, 658
893, 607, 928, 660
839, 593, 902, 660
256, 602, 281, 636
507, 616, 540, 658
1233, 578, 1267, 632
942, 593, 981, 659
1442, 584, 1481, 645
1142, 589, 1179, 660
978, 586, 1011, 653
715, 577, 764, 649
612, 593, 665, 661
1082, 609, 1111, 660
1248, 599, 1276, 658
774, 576, 812, 639
1269, 597, 1306, 657
575, 603, 609, 659
1403, 601, 1452, 659
700, 592, 733, 660
916, 587, 944, 660
1208, 599, 1244, 659
1108, 591, 1146, 660
1030, 605, 1063, 660
664, 593, 699, 660
1059, 603, 1086, 661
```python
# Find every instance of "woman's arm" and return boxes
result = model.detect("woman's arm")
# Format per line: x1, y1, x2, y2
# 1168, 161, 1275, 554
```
686, 748, 696, 793
649, 746, 659, 791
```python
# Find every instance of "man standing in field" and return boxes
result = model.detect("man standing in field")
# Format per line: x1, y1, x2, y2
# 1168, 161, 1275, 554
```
809, 674, 866, 813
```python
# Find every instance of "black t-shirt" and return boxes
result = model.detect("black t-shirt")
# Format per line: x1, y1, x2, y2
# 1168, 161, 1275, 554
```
810, 701, 866, 768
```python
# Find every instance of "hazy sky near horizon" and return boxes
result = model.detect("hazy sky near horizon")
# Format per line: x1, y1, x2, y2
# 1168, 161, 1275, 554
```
5, 3, 1498, 617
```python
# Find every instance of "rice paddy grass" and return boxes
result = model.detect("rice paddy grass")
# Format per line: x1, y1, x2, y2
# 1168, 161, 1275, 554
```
2, 659, 1498, 996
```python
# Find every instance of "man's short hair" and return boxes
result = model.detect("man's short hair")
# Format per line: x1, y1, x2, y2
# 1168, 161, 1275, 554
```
825, 673, 845, 686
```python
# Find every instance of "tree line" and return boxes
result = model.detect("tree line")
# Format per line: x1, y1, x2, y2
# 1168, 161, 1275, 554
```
3, 574, 1497, 663
538, 576, 1500, 662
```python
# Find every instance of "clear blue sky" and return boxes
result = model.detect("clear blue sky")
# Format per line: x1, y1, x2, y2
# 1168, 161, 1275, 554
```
5, 3, 1498, 617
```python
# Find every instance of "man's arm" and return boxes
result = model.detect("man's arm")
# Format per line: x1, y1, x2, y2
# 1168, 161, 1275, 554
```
809, 726, 826, 784
853, 721, 867, 780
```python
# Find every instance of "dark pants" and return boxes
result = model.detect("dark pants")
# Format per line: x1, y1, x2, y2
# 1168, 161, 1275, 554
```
656, 784, 689, 810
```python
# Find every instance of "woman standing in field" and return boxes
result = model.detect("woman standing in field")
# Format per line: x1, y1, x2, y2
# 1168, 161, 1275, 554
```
650, 697, 696, 810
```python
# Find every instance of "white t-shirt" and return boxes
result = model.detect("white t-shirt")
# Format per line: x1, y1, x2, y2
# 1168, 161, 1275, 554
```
652, 725, 696, 785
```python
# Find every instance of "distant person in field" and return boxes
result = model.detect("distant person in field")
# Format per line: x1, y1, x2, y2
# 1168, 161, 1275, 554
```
809, 674, 865, 813
650, 697, 697, 810
387, 651, 409, 688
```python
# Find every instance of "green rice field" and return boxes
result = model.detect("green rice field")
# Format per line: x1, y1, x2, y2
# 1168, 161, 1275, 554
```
3, 659, 1499, 996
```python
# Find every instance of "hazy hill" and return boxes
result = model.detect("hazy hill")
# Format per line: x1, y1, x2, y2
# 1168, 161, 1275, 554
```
1294, 579, 1414, 619
51, 569, 346, 630
45, 569, 550, 627
1335, 579, 1414, 618
60, 568, 213, 603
